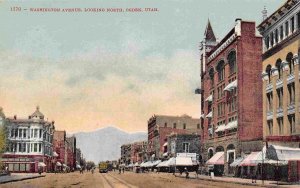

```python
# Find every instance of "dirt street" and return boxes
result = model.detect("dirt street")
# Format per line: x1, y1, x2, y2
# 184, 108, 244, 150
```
1, 171, 264, 188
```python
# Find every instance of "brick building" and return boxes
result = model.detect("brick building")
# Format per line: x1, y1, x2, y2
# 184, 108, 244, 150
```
120, 144, 131, 165
167, 133, 201, 159
130, 141, 147, 164
147, 114, 201, 159
199, 19, 264, 175
53, 130, 67, 169
258, 0, 300, 147
66, 136, 76, 169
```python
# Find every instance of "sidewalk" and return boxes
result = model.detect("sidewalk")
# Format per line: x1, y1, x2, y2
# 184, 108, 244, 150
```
175, 172, 300, 188
0, 173, 45, 184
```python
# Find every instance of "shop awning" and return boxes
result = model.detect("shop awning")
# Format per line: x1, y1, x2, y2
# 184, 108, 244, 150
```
163, 142, 168, 147
76, 164, 81, 169
38, 162, 46, 167
215, 124, 226, 132
62, 164, 68, 167
175, 157, 193, 166
157, 160, 168, 167
206, 111, 213, 118
230, 157, 245, 167
151, 160, 161, 166
53, 152, 59, 157
163, 152, 168, 157
266, 145, 300, 161
200, 114, 205, 118
56, 162, 62, 166
240, 152, 261, 166
140, 162, 146, 167
205, 95, 213, 102
225, 121, 238, 130
224, 80, 237, 91
134, 162, 140, 167
206, 152, 224, 165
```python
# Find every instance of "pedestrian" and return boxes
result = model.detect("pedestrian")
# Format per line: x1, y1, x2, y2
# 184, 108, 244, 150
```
119, 166, 122, 174
252, 169, 257, 183
122, 167, 125, 173
184, 167, 189, 179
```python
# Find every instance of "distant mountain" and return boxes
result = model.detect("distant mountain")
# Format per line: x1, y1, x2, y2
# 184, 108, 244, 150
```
73, 126, 147, 163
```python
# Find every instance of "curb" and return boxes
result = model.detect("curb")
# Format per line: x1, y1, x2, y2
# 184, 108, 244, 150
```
174, 174, 288, 188
0, 175, 46, 184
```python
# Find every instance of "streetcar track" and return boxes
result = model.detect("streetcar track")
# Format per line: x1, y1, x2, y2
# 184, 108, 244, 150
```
101, 173, 115, 188
107, 173, 134, 188
101, 173, 134, 188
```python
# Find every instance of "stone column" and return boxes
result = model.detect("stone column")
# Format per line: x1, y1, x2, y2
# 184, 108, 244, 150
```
293, 54, 300, 134
271, 67, 279, 135
282, 61, 289, 135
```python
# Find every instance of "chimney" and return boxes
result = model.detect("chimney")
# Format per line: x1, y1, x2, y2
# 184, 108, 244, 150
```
14, 115, 17, 120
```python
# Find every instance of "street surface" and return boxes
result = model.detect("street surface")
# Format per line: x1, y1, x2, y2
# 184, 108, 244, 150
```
1, 171, 265, 188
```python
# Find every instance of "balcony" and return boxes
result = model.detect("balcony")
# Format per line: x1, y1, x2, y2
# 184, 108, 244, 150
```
276, 107, 283, 117
266, 83, 273, 93
276, 79, 283, 89
267, 111, 273, 120
287, 103, 295, 115
287, 74, 295, 84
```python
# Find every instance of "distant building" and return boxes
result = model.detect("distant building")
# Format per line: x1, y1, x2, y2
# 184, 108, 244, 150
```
53, 130, 67, 168
258, 0, 300, 148
2, 106, 55, 173
147, 114, 201, 159
130, 141, 147, 163
75, 148, 81, 165
167, 133, 201, 159
120, 144, 131, 165
199, 19, 264, 175
66, 136, 76, 169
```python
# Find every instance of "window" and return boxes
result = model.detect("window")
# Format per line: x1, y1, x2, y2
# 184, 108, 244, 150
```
285, 21, 289, 36
27, 143, 30, 153
277, 118, 284, 135
228, 51, 237, 74
18, 129, 22, 138
265, 64, 272, 83
23, 129, 26, 138
164, 123, 167, 128
277, 88, 283, 108
39, 129, 42, 138
286, 52, 294, 74
267, 93, 273, 111
270, 32, 274, 46
288, 83, 295, 104
280, 25, 284, 40
216, 61, 225, 81
268, 120, 273, 135
183, 143, 189, 153
197, 124, 200, 129
173, 123, 176, 129
34, 129, 37, 138
275, 29, 278, 43
288, 115, 295, 134
276, 59, 282, 79
209, 68, 214, 88
183, 123, 186, 129
291, 17, 295, 33
265, 36, 269, 49
34, 143, 37, 152
11, 129, 14, 138
38, 143, 42, 152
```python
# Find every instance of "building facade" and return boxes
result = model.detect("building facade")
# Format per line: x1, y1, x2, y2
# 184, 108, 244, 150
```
258, 0, 300, 147
120, 144, 131, 165
147, 114, 201, 159
167, 133, 201, 159
2, 107, 55, 173
200, 19, 264, 175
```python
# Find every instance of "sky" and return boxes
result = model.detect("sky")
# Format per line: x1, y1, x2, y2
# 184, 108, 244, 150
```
0, 0, 283, 133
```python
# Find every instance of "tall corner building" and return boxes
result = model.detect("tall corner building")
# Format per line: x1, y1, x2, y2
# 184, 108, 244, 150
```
200, 19, 263, 175
257, 0, 300, 147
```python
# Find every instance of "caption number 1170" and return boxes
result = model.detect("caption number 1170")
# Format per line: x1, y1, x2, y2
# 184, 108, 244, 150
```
11, 7, 22, 11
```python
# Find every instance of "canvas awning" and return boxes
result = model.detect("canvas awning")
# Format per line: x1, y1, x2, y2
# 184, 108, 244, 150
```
206, 152, 224, 165
163, 152, 168, 157
151, 160, 161, 166
134, 162, 140, 167
230, 157, 245, 167
76, 164, 81, 169
157, 160, 168, 167
163, 142, 168, 147
127, 163, 134, 167
240, 152, 261, 166
225, 121, 238, 130
56, 162, 62, 166
205, 95, 213, 102
175, 157, 193, 166
224, 80, 237, 91
215, 124, 226, 132
53, 152, 59, 157
200, 114, 205, 118
38, 162, 46, 167
266, 145, 300, 161
140, 162, 146, 167
166, 157, 176, 166
206, 111, 213, 118
62, 164, 68, 167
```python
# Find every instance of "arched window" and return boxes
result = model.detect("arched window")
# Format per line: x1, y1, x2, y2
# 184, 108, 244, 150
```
228, 51, 237, 74
209, 68, 214, 87
265, 64, 272, 83
208, 148, 214, 159
275, 59, 282, 79
286, 52, 294, 74
216, 60, 225, 82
